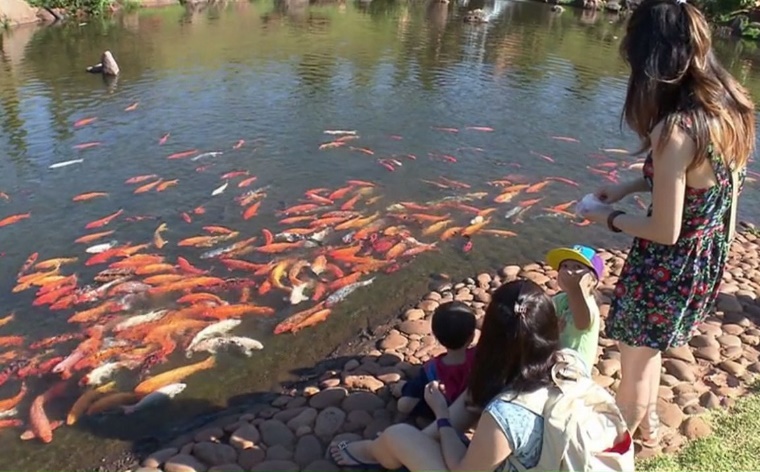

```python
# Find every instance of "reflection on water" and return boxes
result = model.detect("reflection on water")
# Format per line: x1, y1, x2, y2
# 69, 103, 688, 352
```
1, 1, 760, 470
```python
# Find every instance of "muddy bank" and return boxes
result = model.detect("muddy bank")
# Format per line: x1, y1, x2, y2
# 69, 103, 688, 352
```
128, 227, 760, 472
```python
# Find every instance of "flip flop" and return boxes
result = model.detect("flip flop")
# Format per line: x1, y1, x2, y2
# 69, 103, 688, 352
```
330, 441, 382, 468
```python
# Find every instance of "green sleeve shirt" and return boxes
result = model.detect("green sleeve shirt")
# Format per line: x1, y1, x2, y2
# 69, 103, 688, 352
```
552, 292, 600, 372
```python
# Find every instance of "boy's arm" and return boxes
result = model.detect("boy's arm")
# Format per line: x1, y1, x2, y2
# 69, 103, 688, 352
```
564, 286, 595, 331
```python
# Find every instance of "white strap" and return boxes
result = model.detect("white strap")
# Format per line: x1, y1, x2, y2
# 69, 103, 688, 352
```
726, 169, 739, 244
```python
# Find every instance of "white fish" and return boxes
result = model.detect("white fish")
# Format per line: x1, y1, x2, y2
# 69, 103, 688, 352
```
0, 407, 18, 419
325, 277, 376, 307
190, 151, 223, 162
52, 351, 85, 374
469, 215, 484, 225
323, 130, 357, 135
123, 383, 186, 414
289, 283, 310, 305
504, 207, 522, 219
308, 228, 331, 242
85, 361, 129, 386
86, 240, 118, 254
212, 181, 228, 196
113, 309, 168, 331
189, 336, 263, 357
49, 159, 84, 169
186, 319, 241, 353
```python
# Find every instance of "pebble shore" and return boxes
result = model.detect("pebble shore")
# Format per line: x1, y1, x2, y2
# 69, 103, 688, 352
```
132, 229, 760, 472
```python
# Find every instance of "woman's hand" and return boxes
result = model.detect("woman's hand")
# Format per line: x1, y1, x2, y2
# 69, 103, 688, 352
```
424, 381, 450, 418
594, 183, 629, 204
582, 206, 614, 227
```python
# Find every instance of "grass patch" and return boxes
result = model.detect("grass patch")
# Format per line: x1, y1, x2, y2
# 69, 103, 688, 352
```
639, 382, 760, 472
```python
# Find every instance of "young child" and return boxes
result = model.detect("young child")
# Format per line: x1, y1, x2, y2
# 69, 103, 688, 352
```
395, 301, 477, 419
546, 244, 603, 372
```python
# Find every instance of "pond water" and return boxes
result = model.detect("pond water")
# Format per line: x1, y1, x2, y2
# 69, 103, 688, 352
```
1, 0, 760, 469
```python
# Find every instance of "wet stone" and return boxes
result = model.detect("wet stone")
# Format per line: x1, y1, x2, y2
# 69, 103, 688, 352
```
403, 309, 425, 321
208, 465, 243, 472
319, 378, 340, 389
377, 372, 402, 384
658, 401, 684, 429
658, 386, 674, 401
181, 443, 196, 455
722, 346, 744, 361
314, 407, 346, 440
294, 435, 324, 467
260, 420, 295, 448
295, 425, 312, 437
266, 444, 293, 461
500, 265, 521, 279
230, 423, 261, 450
683, 405, 706, 416
193, 443, 237, 466
379, 332, 408, 351
674, 392, 699, 408
286, 408, 318, 431
690, 335, 719, 349
694, 346, 721, 363
721, 324, 745, 336
275, 407, 309, 424
398, 320, 430, 336
165, 454, 208, 472
665, 345, 695, 364
309, 388, 348, 410
363, 417, 392, 439
418, 300, 439, 313
237, 448, 265, 470
272, 396, 292, 408
143, 448, 178, 468
719, 360, 746, 377
343, 374, 384, 392
740, 334, 760, 346
681, 416, 712, 440
663, 359, 696, 382
136, 468, 162, 472
194, 427, 224, 443
303, 459, 339, 472
258, 407, 281, 419
343, 359, 360, 371
250, 460, 299, 472
699, 391, 721, 410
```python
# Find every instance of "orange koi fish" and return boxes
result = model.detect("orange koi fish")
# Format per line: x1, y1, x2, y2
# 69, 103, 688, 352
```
319, 141, 346, 150
0, 213, 30, 228
526, 181, 550, 193
167, 150, 198, 160
546, 176, 579, 187
243, 201, 262, 220
74, 117, 97, 128
520, 198, 544, 207
125, 174, 158, 184
238, 176, 257, 188
73, 142, 102, 150
124, 102, 139, 111
274, 302, 327, 335
156, 180, 179, 192
134, 179, 163, 194
432, 126, 458, 133
177, 257, 207, 275
72, 192, 108, 202
74, 231, 114, 244
159, 133, 170, 145
233, 139, 245, 149
85, 209, 124, 229
134, 356, 216, 396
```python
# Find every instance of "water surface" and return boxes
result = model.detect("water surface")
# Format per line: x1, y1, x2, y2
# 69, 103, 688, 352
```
1, 1, 760, 470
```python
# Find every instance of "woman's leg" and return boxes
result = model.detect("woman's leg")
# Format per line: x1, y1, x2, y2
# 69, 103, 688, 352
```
616, 342, 661, 434
421, 391, 478, 439
639, 351, 662, 443
331, 424, 448, 471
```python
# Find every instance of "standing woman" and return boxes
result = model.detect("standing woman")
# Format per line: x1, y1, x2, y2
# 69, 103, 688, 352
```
582, 0, 755, 447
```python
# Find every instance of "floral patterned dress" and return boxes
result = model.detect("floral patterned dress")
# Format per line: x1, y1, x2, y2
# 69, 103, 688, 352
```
605, 116, 746, 350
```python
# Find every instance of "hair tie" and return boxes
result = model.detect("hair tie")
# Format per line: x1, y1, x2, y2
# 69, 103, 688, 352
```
514, 302, 527, 317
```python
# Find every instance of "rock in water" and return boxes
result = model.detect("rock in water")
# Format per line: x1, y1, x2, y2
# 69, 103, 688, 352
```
87, 51, 120, 76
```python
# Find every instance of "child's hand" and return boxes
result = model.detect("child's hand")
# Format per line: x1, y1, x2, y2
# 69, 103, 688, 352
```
558, 269, 595, 295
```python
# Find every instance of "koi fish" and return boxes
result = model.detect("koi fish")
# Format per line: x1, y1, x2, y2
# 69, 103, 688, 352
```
74, 117, 97, 128
233, 140, 245, 149
72, 192, 108, 202
134, 356, 216, 395
159, 133, 170, 145
153, 223, 168, 249
465, 126, 494, 132
551, 136, 579, 143
125, 102, 139, 111
167, 150, 198, 160
49, 159, 84, 169
0, 213, 31, 228
73, 142, 102, 150
85, 209, 123, 229
125, 174, 158, 184
212, 181, 228, 196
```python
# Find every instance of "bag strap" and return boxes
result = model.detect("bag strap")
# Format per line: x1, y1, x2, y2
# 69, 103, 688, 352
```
724, 168, 740, 245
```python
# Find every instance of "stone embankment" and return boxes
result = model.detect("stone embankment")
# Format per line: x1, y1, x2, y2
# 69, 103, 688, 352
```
134, 230, 760, 472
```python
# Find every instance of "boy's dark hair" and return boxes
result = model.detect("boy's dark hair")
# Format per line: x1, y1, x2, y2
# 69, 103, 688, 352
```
431, 301, 477, 350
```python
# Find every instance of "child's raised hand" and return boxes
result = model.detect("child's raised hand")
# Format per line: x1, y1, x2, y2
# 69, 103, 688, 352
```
558, 268, 594, 294
424, 380, 449, 418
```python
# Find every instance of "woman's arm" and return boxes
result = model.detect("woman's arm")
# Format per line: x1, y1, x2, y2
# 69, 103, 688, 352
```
423, 390, 478, 439
440, 412, 512, 472
610, 123, 691, 245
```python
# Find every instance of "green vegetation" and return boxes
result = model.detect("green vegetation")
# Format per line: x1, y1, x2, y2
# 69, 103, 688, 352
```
640, 385, 760, 472
27, 0, 113, 16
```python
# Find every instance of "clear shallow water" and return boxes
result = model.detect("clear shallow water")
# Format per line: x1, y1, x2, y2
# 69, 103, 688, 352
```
1, 0, 760, 469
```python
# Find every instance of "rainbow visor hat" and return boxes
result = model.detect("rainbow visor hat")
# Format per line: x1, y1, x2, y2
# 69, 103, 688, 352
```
546, 245, 604, 280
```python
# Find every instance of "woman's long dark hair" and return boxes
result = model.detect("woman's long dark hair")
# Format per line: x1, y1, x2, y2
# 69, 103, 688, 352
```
468, 279, 560, 409
620, 0, 755, 170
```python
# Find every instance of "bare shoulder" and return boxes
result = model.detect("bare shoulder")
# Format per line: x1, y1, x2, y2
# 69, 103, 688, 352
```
649, 119, 695, 167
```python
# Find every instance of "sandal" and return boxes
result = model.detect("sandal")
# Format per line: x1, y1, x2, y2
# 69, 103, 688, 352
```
330, 441, 382, 468
637, 414, 660, 448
